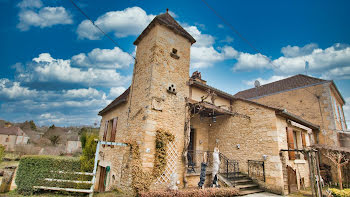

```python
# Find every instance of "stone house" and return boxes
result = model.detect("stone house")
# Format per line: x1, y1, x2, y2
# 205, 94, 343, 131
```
235, 75, 350, 184
95, 12, 324, 195
0, 126, 29, 151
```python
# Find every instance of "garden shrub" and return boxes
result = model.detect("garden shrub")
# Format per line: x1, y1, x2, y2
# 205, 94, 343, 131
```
329, 188, 350, 197
80, 133, 98, 172
139, 187, 239, 197
16, 155, 92, 195
0, 145, 5, 163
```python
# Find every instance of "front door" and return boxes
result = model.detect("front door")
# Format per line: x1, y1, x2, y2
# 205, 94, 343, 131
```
187, 129, 195, 164
287, 166, 298, 193
98, 166, 106, 192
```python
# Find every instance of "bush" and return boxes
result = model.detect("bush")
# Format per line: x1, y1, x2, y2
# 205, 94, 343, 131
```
329, 188, 350, 197
80, 133, 98, 172
139, 188, 239, 197
0, 145, 5, 163
16, 155, 91, 195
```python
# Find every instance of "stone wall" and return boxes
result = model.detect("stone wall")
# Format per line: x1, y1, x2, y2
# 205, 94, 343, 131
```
253, 83, 340, 146
207, 100, 285, 194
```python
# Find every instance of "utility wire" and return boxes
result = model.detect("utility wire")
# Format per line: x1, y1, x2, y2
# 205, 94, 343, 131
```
69, 0, 136, 60
200, 0, 277, 68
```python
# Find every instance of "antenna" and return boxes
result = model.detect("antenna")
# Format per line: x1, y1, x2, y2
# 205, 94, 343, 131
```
254, 80, 261, 88
305, 61, 309, 75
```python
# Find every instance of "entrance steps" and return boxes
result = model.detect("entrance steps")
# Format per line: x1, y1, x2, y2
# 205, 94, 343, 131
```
220, 172, 264, 196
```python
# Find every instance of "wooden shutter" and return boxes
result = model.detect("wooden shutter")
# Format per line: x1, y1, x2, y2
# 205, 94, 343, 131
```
301, 132, 306, 148
110, 118, 118, 148
102, 120, 108, 147
301, 132, 307, 160
286, 127, 296, 160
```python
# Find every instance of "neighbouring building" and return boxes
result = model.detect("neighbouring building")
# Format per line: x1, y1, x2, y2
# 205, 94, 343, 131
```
0, 126, 29, 151
235, 75, 350, 185
94, 11, 331, 195
66, 135, 82, 154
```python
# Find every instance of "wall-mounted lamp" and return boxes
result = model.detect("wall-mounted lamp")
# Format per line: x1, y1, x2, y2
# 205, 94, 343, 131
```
236, 144, 240, 149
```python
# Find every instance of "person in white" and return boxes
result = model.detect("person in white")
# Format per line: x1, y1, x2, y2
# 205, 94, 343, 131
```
212, 147, 220, 187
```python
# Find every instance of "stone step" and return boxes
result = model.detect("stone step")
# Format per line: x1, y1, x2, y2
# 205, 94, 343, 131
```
237, 184, 259, 191
239, 188, 264, 196
233, 178, 254, 185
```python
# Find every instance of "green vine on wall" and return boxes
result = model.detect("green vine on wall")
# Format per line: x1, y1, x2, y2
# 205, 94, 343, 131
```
130, 129, 174, 194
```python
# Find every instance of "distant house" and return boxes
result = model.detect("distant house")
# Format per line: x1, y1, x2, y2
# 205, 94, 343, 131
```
66, 135, 82, 154
0, 127, 29, 151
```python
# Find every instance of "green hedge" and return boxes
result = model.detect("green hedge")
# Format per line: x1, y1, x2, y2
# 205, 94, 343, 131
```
16, 155, 92, 195
329, 188, 350, 197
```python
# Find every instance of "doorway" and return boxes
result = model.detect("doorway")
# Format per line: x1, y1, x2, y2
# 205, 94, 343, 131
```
98, 166, 106, 192
187, 129, 195, 166
287, 166, 298, 193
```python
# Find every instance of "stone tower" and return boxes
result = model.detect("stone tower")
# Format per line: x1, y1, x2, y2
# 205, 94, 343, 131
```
127, 12, 196, 186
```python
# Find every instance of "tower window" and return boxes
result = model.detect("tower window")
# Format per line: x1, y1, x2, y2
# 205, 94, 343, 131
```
170, 48, 179, 59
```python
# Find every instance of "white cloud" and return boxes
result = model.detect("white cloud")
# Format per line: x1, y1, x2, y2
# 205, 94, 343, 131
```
220, 36, 234, 44
184, 25, 215, 47
17, 0, 73, 31
71, 47, 134, 69
231, 43, 350, 79
18, 53, 131, 87
191, 46, 238, 68
243, 75, 289, 87
281, 43, 318, 57
0, 78, 38, 100
76, 7, 155, 40
108, 87, 126, 99
17, 0, 42, 9
233, 52, 270, 71
273, 43, 350, 77
63, 88, 105, 99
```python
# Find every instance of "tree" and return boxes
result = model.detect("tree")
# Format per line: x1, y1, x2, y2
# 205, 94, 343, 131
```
29, 120, 36, 130
80, 133, 98, 172
49, 135, 60, 146
322, 149, 349, 190
49, 124, 55, 130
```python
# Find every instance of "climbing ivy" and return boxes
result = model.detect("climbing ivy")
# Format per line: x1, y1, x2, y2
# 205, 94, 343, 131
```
130, 129, 174, 194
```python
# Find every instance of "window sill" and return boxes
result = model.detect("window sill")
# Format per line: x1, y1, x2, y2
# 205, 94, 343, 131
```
294, 159, 306, 164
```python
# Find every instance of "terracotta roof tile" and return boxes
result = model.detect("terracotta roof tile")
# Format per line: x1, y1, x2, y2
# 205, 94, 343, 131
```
134, 12, 196, 45
234, 74, 329, 99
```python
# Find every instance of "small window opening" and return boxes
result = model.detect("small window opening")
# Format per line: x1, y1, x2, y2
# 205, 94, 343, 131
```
172, 48, 177, 54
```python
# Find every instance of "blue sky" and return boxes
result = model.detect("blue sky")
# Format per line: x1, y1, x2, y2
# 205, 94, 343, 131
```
0, 0, 349, 126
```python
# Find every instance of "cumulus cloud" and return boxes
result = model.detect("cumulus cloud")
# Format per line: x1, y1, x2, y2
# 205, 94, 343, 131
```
0, 78, 37, 100
17, 53, 131, 88
281, 43, 318, 57
184, 25, 215, 47
233, 53, 270, 71
273, 43, 350, 77
76, 7, 155, 40
17, 0, 73, 31
220, 36, 234, 44
183, 25, 238, 68
232, 43, 350, 80
108, 87, 126, 99
243, 75, 289, 87
71, 47, 134, 69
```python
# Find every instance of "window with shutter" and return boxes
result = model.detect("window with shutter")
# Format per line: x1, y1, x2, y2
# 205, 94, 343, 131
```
102, 120, 108, 147
286, 127, 296, 160
110, 117, 118, 148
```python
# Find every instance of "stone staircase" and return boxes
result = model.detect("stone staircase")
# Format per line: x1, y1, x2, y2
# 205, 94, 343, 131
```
220, 172, 264, 196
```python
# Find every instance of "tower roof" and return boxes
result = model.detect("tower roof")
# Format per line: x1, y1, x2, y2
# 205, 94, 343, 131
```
134, 12, 196, 45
